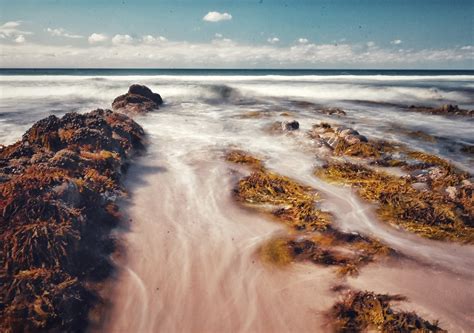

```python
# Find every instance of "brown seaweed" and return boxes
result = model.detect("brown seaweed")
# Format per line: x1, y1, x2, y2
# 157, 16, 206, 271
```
330, 290, 446, 332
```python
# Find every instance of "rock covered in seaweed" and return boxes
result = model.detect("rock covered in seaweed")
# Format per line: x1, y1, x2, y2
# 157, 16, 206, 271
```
112, 84, 163, 114
0, 109, 145, 332
330, 289, 445, 332
308, 122, 373, 156
408, 104, 473, 117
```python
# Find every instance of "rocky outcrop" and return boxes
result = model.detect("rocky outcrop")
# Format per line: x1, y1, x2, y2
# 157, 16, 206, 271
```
408, 104, 473, 117
308, 123, 368, 150
268, 120, 300, 133
112, 84, 163, 114
0, 109, 145, 332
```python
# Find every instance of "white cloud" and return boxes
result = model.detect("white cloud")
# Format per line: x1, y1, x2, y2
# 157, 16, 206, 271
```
141, 35, 167, 44
367, 41, 376, 47
14, 35, 25, 43
391, 39, 402, 45
461, 45, 473, 50
46, 27, 82, 39
298, 38, 309, 44
112, 34, 134, 45
1, 38, 472, 68
267, 37, 280, 44
88, 33, 108, 44
215, 33, 223, 38
203, 11, 232, 22
0, 21, 32, 40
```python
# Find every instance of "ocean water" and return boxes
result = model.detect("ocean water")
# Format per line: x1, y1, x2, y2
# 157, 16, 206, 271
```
1, 69, 473, 167
2, 69, 474, 332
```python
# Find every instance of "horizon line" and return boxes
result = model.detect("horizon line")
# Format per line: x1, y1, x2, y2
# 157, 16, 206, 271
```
1, 68, 474, 71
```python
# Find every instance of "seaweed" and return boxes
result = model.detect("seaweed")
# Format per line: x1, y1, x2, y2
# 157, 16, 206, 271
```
330, 290, 446, 332
233, 169, 331, 231
316, 161, 474, 243
260, 231, 391, 276
260, 237, 293, 266
334, 138, 381, 159
224, 150, 264, 170
0, 109, 145, 332
226, 149, 392, 275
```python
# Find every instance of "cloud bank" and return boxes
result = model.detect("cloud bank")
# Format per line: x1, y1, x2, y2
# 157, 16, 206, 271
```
1, 36, 472, 69
0, 21, 472, 68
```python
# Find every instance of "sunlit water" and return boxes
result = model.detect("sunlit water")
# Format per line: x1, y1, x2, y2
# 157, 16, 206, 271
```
1, 73, 473, 332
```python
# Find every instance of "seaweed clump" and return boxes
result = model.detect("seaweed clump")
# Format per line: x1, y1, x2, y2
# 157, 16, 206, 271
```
226, 149, 391, 275
0, 109, 145, 332
316, 161, 474, 243
308, 122, 391, 159
330, 290, 445, 332
232, 166, 331, 232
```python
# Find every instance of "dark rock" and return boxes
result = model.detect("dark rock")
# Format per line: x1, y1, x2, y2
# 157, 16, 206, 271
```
284, 120, 300, 131
408, 104, 473, 117
128, 84, 163, 105
112, 84, 163, 114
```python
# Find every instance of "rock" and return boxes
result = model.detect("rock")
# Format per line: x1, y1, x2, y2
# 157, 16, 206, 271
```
408, 104, 473, 117
445, 186, 458, 200
112, 84, 163, 114
319, 107, 347, 116
128, 84, 163, 105
339, 128, 359, 137
344, 134, 366, 145
0, 108, 146, 332
283, 120, 300, 131
412, 182, 429, 191
23, 115, 62, 151
268, 120, 300, 133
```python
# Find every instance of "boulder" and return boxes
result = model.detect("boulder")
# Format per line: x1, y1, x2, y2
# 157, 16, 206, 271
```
283, 120, 300, 131
112, 84, 163, 114
129, 84, 163, 105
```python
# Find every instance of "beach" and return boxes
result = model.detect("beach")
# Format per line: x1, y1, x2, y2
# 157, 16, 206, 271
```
1, 70, 473, 332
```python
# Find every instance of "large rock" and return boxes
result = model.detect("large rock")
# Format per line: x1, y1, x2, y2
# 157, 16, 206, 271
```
0, 108, 145, 332
112, 84, 163, 114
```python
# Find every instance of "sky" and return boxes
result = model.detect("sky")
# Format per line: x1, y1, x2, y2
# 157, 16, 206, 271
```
0, 0, 473, 69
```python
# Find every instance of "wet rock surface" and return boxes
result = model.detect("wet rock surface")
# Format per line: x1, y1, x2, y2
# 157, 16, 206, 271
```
268, 120, 300, 133
0, 109, 145, 332
112, 84, 163, 114
408, 104, 473, 117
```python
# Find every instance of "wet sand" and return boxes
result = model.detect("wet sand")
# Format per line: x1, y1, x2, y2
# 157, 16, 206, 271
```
100, 99, 474, 332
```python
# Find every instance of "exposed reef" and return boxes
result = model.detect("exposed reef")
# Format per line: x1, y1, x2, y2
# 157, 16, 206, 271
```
0, 85, 153, 331
308, 122, 473, 243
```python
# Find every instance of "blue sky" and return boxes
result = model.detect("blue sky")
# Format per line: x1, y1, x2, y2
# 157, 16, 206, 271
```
0, 0, 473, 68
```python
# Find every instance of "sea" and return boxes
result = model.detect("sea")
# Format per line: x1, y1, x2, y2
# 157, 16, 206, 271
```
1, 68, 473, 166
